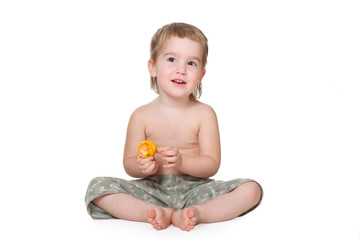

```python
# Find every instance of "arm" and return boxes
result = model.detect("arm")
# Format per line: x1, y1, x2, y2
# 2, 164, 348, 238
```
160, 105, 221, 178
123, 107, 158, 178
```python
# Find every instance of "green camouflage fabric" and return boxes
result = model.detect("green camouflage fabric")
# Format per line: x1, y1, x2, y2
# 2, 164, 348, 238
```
85, 175, 262, 219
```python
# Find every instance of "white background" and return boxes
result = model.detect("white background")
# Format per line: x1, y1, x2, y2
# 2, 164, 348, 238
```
1, 0, 359, 239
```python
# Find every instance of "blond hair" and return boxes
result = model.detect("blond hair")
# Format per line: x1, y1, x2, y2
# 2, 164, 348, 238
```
149, 22, 208, 100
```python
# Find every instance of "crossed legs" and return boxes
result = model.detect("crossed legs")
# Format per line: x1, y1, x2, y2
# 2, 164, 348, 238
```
92, 181, 262, 231
92, 193, 174, 230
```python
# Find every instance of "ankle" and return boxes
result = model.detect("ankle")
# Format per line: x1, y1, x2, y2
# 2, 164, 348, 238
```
190, 205, 204, 223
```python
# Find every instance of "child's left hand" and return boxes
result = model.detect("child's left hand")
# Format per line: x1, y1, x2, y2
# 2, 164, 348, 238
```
158, 145, 182, 169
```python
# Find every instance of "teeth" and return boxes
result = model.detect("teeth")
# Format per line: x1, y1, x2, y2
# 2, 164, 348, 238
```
173, 80, 184, 84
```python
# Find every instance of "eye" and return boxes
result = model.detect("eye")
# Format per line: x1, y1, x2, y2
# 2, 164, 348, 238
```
167, 57, 176, 62
188, 61, 197, 67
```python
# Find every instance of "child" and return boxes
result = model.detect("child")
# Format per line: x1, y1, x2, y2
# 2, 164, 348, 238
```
85, 22, 263, 231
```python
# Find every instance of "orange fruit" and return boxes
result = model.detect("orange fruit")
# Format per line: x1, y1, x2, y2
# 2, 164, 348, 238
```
137, 140, 157, 159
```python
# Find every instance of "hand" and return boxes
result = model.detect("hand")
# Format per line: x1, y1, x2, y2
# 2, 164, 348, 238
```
137, 156, 158, 176
158, 145, 182, 169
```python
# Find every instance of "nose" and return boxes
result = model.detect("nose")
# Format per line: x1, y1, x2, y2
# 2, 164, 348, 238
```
176, 62, 186, 75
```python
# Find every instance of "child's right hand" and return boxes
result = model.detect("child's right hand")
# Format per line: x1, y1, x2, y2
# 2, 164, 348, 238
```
137, 157, 158, 176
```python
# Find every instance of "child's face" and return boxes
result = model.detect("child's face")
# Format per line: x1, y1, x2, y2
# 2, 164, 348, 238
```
148, 37, 206, 100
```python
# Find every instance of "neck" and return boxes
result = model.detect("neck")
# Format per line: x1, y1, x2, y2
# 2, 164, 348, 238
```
156, 95, 195, 108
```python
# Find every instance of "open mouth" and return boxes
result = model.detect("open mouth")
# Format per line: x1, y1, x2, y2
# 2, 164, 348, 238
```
171, 79, 186, 84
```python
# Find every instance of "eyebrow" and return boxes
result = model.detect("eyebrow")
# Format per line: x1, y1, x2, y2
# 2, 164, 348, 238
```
163, 52, 201, 63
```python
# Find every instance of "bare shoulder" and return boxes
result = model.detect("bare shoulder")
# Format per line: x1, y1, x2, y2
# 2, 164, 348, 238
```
125, 101, 156, 141
129, 101, 154, 120
192, 101, 218, 119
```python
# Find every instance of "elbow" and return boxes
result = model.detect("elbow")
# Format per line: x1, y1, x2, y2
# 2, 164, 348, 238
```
123, 157, 143, 178
204, 157, 220, 178
208, 165, 220, 178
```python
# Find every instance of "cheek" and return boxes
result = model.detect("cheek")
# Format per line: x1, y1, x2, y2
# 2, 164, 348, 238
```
188, 69, 203, 80
157, 65, 173, 77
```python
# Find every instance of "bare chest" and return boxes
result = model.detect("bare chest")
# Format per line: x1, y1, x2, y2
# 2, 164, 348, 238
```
145, 112, 200, 152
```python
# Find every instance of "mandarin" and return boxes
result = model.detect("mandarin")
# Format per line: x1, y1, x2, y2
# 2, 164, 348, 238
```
137, 140, 157, 159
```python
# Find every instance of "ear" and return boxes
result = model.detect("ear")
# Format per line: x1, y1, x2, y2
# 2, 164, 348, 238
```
199, 69, 206, 81
148, 59, 157, 77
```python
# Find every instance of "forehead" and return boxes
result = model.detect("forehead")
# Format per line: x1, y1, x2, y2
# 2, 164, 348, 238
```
160, 36, 204, 58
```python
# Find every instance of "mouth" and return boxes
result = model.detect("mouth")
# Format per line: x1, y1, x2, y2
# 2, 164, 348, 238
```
171, 79, 186, 85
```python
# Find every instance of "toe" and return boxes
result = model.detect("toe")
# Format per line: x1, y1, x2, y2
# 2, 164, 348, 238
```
185, 225, 194, 231
187, 208, 195, 218
148, 209, 156, 218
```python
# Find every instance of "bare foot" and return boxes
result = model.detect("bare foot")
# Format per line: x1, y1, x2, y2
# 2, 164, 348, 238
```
172, 207, 198, 231
147, 207, 174, 230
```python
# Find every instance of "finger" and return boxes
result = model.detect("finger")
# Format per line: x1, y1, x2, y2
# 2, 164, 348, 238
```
162, 163, 176, 168
162, 156, 177, 163
161, 150, 177, 157
140, 160, 153, 170
145, 161, 156, 173
158, 145, 173, 153
138, 157, 153, 165
146, 161, 159, 174
162, 147, 179, 157
140, 159, 156, 170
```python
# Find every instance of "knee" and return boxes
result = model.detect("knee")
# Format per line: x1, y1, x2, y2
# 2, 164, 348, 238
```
89, 176, 106, 185
241, 181, 262, 205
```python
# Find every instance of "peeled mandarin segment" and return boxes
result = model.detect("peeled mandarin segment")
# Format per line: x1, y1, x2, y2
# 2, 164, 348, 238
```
137, 140, 157, 158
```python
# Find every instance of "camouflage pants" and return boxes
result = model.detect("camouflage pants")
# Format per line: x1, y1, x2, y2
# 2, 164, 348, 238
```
85, 175, 262, 219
